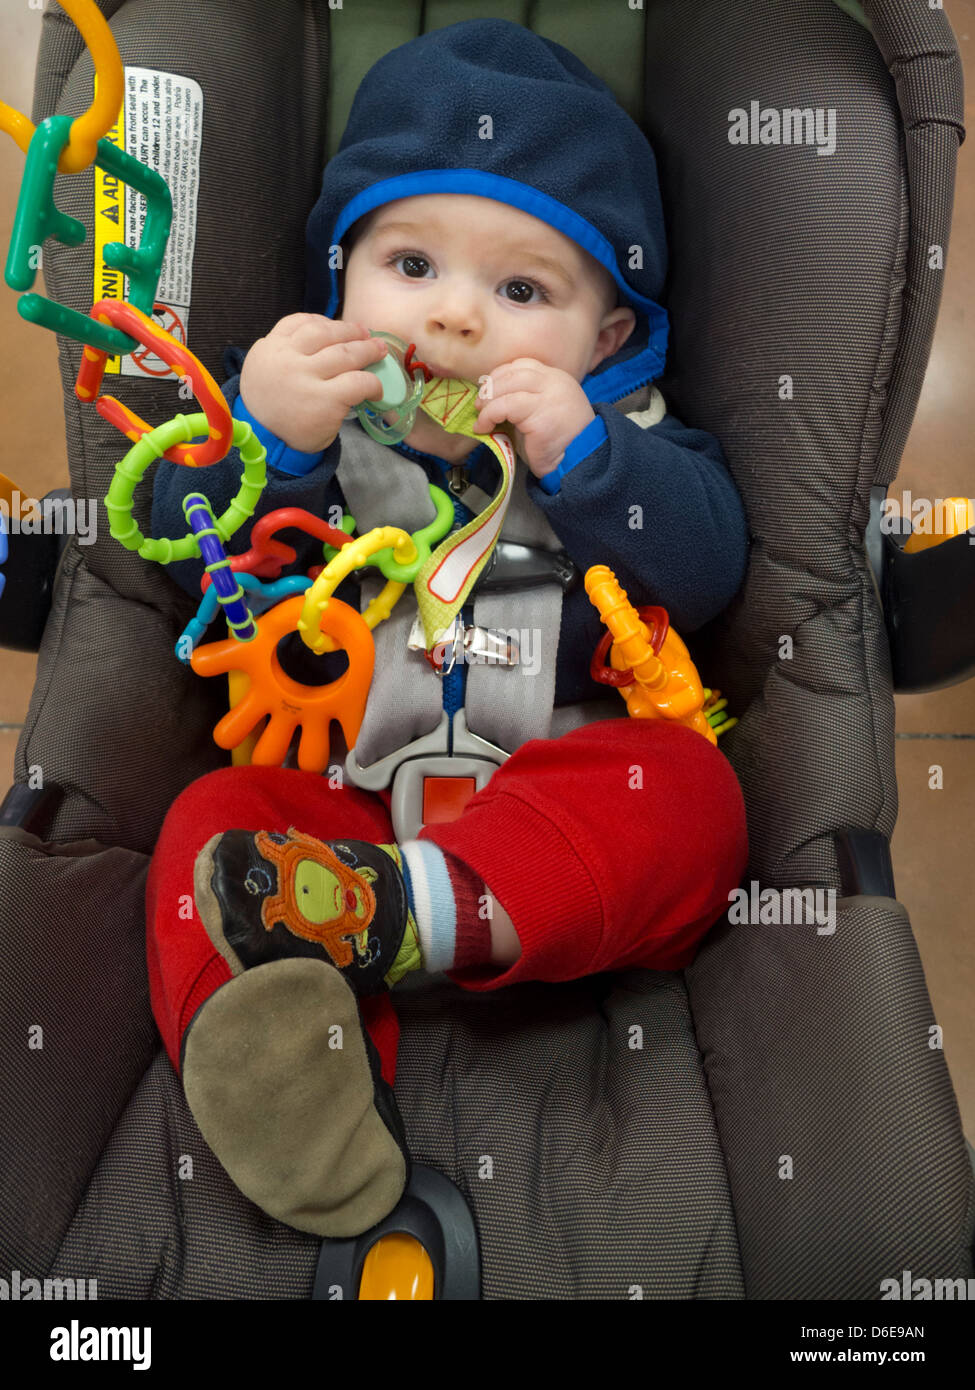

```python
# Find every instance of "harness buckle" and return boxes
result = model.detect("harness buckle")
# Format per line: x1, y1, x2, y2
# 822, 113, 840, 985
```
344, 709, 508, 841
465, 624, 519, 665
407, 614, 520, 674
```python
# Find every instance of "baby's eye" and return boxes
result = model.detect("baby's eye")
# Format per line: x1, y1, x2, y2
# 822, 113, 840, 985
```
501, 278, 549, 305
388, 252, 433, 279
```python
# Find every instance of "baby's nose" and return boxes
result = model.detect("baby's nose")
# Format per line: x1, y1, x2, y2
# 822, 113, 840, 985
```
428, 313, 478, 338
426, 292, 481, 339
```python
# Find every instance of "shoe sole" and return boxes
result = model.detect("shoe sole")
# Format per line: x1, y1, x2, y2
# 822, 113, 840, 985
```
194, 832, 246, 977
182, 956, 408, 1238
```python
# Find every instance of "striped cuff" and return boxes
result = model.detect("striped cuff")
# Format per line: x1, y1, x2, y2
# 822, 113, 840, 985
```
399, 840, 458, 971
399, 839, 484, 972
232, 394, 324, 477
536, 414, 608, 495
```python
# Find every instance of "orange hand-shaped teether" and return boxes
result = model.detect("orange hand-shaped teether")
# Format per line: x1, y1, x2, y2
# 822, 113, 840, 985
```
190, 595, 374, 771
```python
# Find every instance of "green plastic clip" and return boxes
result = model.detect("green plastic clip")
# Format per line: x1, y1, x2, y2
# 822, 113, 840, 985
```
321, 485, 455, 583
105, 414, 267, 565
5, 114, 173, 356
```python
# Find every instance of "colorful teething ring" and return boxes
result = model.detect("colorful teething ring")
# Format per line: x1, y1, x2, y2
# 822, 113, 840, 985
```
178, 573, 313, 661
104, 413, 266, 564
76, 300, 233, 467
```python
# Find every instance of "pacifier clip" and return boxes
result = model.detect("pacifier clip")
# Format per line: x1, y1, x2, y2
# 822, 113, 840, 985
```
410, 376, 516, 654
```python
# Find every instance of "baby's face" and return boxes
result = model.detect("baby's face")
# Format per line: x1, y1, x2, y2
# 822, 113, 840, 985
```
341, 193, 633, 401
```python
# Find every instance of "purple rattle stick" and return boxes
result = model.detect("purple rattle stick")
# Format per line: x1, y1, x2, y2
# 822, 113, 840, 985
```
182, 491, 257, 641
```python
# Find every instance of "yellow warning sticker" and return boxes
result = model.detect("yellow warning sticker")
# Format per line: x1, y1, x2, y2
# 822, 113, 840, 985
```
93, 66, 204, 377
93, 72, 125, 371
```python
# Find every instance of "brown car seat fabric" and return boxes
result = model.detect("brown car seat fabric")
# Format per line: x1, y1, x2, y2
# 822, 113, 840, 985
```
0, 0, 969, 1298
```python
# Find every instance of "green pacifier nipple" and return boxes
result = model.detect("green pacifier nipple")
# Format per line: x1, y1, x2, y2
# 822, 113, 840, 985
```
356, 331, 428, 446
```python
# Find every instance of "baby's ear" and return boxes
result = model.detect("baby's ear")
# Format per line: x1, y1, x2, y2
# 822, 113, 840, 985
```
590, 306, 636, 371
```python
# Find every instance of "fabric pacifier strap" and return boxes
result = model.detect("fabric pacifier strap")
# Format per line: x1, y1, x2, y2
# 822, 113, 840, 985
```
413, 377, 515, 650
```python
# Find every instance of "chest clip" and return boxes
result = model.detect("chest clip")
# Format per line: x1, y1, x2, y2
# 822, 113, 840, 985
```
408, 614, 520, 676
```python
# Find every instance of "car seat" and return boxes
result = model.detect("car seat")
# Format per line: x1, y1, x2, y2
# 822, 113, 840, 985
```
1, 0, 973, 1299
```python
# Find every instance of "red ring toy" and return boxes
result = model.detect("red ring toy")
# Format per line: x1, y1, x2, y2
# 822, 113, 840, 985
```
590, 605, 670, 687
201, 507, 354, 591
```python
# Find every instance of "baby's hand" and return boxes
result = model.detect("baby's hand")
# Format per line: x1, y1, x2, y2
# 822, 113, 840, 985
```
473, 359, 596, 480
238, 314, 388, 454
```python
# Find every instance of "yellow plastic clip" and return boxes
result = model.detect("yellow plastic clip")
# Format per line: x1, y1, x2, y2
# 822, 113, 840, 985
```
0, 0, 124, 174
297, 527, 413, 654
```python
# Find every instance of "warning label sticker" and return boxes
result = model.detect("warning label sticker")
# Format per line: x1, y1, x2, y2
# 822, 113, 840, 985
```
94, 67, 204, 376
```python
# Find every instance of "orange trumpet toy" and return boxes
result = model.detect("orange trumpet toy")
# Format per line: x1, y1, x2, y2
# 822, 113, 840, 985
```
584, 565, 718, 745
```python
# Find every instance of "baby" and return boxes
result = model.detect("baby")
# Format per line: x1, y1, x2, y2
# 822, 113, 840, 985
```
147, 19, 750, 1239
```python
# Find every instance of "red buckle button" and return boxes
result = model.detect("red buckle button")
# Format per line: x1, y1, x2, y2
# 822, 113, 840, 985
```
421, 776, 477, 825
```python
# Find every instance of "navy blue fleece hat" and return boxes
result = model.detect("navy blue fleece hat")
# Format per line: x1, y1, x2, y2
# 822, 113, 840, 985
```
304, 18, 669, 404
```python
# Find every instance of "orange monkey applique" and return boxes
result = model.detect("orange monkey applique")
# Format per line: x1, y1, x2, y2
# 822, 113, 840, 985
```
253, 827, 379, 969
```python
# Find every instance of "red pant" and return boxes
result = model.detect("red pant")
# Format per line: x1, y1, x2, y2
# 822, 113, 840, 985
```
146, 719, 747, 1087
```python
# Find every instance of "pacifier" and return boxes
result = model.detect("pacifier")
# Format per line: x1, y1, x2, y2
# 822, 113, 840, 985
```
355, 331, 429, 446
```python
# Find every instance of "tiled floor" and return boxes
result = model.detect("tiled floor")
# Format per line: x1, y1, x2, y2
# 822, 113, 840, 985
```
1, 4, 973, 1147
0, 6, 70, 810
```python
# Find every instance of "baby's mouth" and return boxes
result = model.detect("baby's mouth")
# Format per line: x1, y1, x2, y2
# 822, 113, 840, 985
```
415, 353, 480, 383
421, 360, 456, 380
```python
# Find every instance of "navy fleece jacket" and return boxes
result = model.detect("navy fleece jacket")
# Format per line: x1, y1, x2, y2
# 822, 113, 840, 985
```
151, 19, 749, 705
